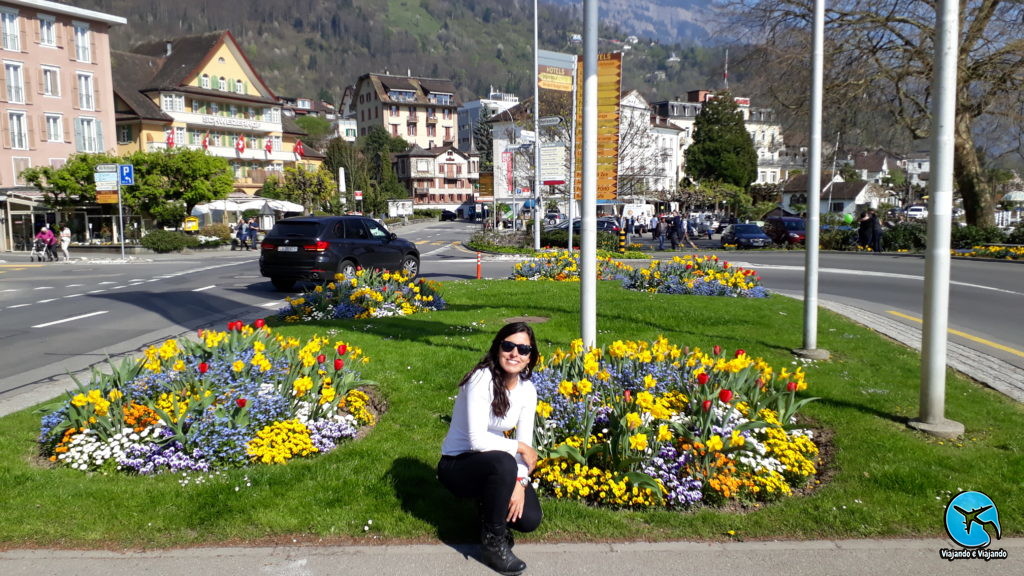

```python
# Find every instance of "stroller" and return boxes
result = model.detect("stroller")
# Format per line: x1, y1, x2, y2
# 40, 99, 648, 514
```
30, 238, 52, 262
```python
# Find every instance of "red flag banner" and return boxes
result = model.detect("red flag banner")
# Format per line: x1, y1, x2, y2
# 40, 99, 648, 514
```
235, 135, 246, 154
294, 139, 304, 158
166, 129, 175, 149
201, 133, 209, 150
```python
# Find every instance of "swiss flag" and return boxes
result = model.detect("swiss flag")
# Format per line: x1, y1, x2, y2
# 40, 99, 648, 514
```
166, 129, 175, 149
265, 138, 273, 153
293, 139, 304, 159
201, 133, 209, 150
235, 135, 246, 154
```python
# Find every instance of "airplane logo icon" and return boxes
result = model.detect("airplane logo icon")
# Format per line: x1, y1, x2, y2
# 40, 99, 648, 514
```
945, 491, 1002, 549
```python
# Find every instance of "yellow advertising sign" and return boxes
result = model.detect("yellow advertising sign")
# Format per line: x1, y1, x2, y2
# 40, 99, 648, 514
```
96, 192, 119, 204
574, 52, 622, 200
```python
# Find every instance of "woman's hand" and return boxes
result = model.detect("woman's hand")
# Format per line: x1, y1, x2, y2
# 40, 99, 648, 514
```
506, 482, 526, 523
517, 441, 538, 473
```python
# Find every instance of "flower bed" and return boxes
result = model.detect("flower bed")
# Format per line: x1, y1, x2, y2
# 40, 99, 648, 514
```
38, 320, 376, 474
510, 250, 631, 281
954, 245, 1024, 260
277, 269, 446, 321
531, 338, 819, 508
617, 256, 768, 298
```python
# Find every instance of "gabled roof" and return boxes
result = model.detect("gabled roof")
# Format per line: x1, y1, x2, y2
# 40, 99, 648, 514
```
358, 73, 461, 107
115, 30, 278, 115
395, 144, 477, 159
852, 150, 892, 173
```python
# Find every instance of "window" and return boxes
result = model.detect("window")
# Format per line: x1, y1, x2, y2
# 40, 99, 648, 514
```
8, 111, 27, 149
4, 61, 24, 103
45, 114, 63, 141
161, 93, 184, 112
229, 104, 238, 117
38, 15, 56, 46
73, 23, 90, 62
191, 99, 206, 114
235, 79, 244, 94
389, 105, 399, 117
76, 72, 94, 110
427, 125, 435, 137
428, 93, 453, 106
443, 108, 452, 120
117, 124, 131, 144
209, 101, 219, 114
75, 117, 101, 152
407, 123, 417, 137
41, 66, 60, 96
200, 74, 209, 89
217, 76, 226, 91
1, 10, 19, 51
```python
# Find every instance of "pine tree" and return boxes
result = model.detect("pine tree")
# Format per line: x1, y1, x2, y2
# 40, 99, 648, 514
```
684, 93, 758, 190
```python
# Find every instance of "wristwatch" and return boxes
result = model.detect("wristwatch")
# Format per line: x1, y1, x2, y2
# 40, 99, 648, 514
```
517, 476, 530, 487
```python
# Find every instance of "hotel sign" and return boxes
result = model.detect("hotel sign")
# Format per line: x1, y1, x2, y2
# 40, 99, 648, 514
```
200, 116, 261, 130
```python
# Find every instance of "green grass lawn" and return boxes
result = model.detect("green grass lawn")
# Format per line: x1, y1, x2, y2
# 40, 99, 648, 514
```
1, 280, 1021, 547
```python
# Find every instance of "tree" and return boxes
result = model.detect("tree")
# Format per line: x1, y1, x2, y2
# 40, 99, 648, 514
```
261, 166, 338, 214
294, 115, 334, 151
731, 0, 1024, 226
359, 127, 409, 214
22, 153, 120, 218
684, 92, 759, 190
126, 149, 234, 225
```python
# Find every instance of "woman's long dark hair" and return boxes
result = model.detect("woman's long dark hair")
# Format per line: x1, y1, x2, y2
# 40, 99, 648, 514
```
457, 322, 539, 418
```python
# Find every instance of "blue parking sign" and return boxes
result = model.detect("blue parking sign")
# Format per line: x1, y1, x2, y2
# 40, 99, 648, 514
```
119, 164, 135, 186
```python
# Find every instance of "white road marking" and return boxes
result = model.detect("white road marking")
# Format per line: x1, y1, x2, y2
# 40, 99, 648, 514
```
37, 299, 56, 303
66, 284, 83, 287
262, 301, 284, 308
98, 281, 116, 285
8, 303, 30, 308
192, 285, 216, 292
750, 264, 1024, 297
63, 293, 83, 298
33, 286, 53, 290
32, 310, 108, 328
88, 289, 106, 294
113, 285, 126, 289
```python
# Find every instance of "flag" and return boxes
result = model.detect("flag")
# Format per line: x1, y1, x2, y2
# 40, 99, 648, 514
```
166, 129, 175, 149
235, 135, 246, 154
293, 139, 304, 159
201, 132, 209, 150
265, 138, 273, 153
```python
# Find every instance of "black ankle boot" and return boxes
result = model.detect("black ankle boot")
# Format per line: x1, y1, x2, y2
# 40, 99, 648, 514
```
481, 524, 526, 575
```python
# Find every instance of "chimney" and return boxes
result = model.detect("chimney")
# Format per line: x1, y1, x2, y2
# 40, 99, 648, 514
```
165, 41, 173, 57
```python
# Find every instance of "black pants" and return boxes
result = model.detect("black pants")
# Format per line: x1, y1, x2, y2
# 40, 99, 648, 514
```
437, 451, 542, 533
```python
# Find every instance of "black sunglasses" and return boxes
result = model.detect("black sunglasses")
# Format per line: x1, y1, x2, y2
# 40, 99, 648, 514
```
500, 340, 533, 356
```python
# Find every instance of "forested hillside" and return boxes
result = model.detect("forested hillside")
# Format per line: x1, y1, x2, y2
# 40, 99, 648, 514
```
65, 0, 731, 105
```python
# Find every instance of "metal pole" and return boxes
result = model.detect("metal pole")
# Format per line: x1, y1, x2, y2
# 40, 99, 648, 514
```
580, 0, 598, 347
532, 0, 542, 250
117, 183, 126, 260
795, 0, 829, 361
909, 0, 964, 438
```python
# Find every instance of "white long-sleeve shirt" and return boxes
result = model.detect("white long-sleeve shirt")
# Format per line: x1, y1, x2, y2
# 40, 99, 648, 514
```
441, 368, 537, 478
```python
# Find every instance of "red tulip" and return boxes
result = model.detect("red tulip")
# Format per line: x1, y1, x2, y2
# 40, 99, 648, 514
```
734, 349, 746, 358
696, 373, 710, 386
198, 362, 209, 374
236, 398, 247, 408
197, 329, 204, 338
337, 344, 348, 356
316, 354, 326, 364
334, 358, 345, 371
253, 318, 266, 329
723, 262, 730, 269
702, 400, 712, 412
719, 389, 734, 403
624, 390, 632, 403
713, 345, 722, 356
685, 264, 692, 270
787, 381, 798, 392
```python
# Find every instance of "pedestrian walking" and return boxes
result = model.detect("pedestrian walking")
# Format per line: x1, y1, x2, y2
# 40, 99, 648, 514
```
655, 217, 667, 250
668, 212, 681, 250
437, 322, 542, 576
869, 209, 884, 253
34, 226, 57, 262
649, 215, 659, 239
235, 218, 249, 250
246, 218, 260, 249
681, 219, 698, 250
59, 225, 72, 261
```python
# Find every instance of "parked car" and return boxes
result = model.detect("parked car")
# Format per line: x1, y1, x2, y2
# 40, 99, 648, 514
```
720, 223, 772, 248
259, 216, 420, 291
440, 209, 458, 221
906, 205, 928, 220
763, 216, 807, 246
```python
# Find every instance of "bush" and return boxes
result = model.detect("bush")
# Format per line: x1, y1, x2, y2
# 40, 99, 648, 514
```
540, 230, 619, 252
950, 225, 1009, 249
882, 222, 927, 252
1006, 223, 1024, 245
140, 229, 199, 253
413, 209, 442, 219
199, 224, 232, 242
819, 227, 857, 251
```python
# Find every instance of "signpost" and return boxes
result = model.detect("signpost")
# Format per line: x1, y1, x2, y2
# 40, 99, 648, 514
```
354, 189, 363, 213
93, 163, 132, 259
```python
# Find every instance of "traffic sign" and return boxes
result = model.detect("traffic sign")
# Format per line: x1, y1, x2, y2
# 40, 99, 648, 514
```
94, 172, 117, 182
95, 181, 119, 191
354, 190, 363, 200
96, 163, 118, 172
96, 192, 118, 204
119, 164, 135, 186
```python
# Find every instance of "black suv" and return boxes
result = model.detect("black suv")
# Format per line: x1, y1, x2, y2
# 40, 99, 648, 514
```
259, 216, 420, 291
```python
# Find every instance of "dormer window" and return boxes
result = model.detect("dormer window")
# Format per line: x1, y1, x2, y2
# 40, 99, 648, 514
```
218, 76, 226, 91
387, 89, 416, 103
235, 79, 244, 94
200, 74, 210, 89
428, 93, 453, 106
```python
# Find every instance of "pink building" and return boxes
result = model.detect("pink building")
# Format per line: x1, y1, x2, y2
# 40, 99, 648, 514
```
1, 0, 124, 250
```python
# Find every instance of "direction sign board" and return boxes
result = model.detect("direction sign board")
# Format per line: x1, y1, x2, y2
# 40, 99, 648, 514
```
94, 172, 117, 182
96, 192, 119, 204
119, 164, 135, 186
95, 163, 118, 173
95, 181, 119, 191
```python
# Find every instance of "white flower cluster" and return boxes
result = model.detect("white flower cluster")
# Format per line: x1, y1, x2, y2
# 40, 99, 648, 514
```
369, 303, 407, 318
57, 428, 156, 471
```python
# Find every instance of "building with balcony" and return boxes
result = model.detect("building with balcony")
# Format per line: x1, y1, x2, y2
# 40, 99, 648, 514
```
0, 0, 125, 251
393, 144, 479, 210
457, 87, 519, 151
351, 73, 460, 149
111, 30, 320, 195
